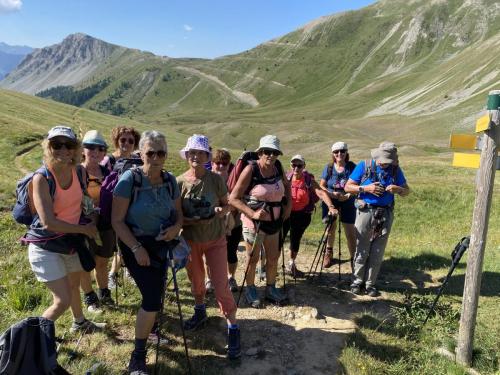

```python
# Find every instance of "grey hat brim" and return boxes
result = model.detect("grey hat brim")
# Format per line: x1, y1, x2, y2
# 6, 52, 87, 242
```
371, 148, 397, 164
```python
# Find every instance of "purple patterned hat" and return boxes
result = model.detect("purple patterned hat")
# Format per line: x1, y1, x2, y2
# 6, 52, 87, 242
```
180, 134, 211, 159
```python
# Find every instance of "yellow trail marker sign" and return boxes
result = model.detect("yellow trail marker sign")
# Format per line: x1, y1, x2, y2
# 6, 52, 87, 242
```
452, 152, 481, 169
475, 114, 490, 133
449, 134, 479, 150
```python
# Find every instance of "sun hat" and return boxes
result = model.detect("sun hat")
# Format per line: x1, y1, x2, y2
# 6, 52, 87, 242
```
331, 142, 348, 152
371, 141, 398, 164
47, 125, 77, 142
179, 134, 211, 159
255, 135, 282, 155
290, 154, 305, 163
82, 130, 107, 148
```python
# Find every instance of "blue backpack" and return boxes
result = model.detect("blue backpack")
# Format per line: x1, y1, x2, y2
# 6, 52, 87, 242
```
12, 166, 85, 226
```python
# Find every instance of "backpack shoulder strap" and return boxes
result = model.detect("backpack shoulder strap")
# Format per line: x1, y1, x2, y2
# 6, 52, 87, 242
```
75, 165, 87, 193
162, 170, 175, 200
35, 166, 56, 197
326, 162, 335, 180
130, 168, 143, 203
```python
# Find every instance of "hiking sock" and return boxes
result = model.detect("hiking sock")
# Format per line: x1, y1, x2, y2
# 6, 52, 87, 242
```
195, 303, 206, 312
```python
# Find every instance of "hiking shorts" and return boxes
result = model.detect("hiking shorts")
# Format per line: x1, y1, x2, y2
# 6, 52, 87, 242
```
321, 198, 356, 224
242, 226, 271, 248
28, 243, 83, 282
88, 228, 116, 258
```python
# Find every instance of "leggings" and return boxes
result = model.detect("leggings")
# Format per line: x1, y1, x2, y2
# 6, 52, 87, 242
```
282, 210, 312, 252
226, 225, 242, 264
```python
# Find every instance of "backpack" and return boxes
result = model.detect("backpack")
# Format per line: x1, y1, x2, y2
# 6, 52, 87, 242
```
13, 166, 86, 227
286, 170, 320, 213
360, 159, 398, 185
227, 151, 284, 194
98, 158, 144, 229
0, 316, 69, 375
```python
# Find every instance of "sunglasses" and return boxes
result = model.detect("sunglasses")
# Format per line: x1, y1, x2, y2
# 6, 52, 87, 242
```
214, 161, 229, 167
84, 144, 106, 152
291, 163, 304, 169
50, 140, 77, 150
262, 149, 280, 156
145, 150, 167, 158
333, 149, 347, 155
119, 138, 135, 145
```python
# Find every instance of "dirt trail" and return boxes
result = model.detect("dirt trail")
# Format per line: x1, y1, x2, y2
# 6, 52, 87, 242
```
197, 247, 392, 375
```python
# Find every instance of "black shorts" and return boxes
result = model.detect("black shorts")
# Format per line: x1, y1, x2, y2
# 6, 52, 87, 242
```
322, 198, 356, 224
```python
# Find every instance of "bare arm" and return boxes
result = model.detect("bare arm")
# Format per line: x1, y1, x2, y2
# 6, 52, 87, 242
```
345, 178, 385, 197
386, 183, 410, 197
32, 173, 97, 238
312, 179, 338, 216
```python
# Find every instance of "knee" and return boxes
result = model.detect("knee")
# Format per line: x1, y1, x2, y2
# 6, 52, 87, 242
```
52, 292, 71, 311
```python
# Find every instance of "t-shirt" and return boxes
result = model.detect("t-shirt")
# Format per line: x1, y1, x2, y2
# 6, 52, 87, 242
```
320, 161, 356, 192
290, 177, 310, 212
113, 169, 180, 236
349, 160, 407, 207
177, 171, 227, 242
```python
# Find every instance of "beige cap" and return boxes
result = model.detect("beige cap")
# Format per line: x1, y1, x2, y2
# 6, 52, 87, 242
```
290, 154, 305, 163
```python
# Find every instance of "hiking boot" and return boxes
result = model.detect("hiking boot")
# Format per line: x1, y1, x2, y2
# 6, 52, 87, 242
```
84, 291, 103, 314
97, 288, 115, 305
183, 305, 208, 331
205, 279, 214, 294
228, 277, 238, 292
323, 248, 334, 268
70, 319, 106, 334
128, 352, 149, 375
366, 286, 381, 298
286, 262, 305, 278
350, 284, 362, 295
245, 285, 261, 308
265, 284, 287, 305
108, 272, 119, 289
227, 327, 241, 360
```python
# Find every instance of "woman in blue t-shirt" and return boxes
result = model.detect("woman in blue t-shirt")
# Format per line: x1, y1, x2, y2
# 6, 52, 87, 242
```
112, 130, 183, 374
319, 141, 357, 271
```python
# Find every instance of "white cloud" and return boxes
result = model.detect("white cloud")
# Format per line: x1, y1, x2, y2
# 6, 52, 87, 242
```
183, 24, 193, 32
0, 0, 22, 13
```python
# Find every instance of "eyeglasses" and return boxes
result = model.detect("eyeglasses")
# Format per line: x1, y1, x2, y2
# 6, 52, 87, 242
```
291, 163, 304, 169
84, 144, 106, 152
333, 150, 347, 155
50, 140, 77, 150
262, 149, 280, 156
145, 150, 167, 158
119, 137, 135, 145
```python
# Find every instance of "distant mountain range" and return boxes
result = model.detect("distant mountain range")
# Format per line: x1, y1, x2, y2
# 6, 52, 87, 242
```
0, 42, 33, 80
1, 0, 500, 132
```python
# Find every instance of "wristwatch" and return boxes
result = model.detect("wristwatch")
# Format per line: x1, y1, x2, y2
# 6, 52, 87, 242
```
358, 186, 364, 193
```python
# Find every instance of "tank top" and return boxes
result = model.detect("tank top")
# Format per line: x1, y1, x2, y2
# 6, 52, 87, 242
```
291, 177, 310, 212
48, 167, 82, 224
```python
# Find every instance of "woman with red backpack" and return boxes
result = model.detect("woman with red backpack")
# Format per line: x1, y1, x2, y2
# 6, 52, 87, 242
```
283, 155, 337, 277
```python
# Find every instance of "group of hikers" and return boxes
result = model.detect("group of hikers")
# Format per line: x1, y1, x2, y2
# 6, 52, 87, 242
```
17, 124, 409, 374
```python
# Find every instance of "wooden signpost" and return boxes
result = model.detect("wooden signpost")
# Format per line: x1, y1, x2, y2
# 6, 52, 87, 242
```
449, 91, 500, 367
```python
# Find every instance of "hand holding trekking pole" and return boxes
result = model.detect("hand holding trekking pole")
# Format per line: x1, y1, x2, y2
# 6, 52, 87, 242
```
327, 206, 339, 217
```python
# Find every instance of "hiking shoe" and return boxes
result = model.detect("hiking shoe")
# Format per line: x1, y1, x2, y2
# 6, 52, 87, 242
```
108, 272, 119, 289
323, 248, 334, 268
366, 287, 380, 298
84, 291, 103, 314
228, 277, 238, 292
350, 284, 362, 295
265, 284, 287, 305
183, 306, 208, 331
128, 352, 149, 375
245, 285, 261, 308
97, 288, 115, 305
205, 279, 214, 294
227, 327, 241, 360
70, 319, 106, 334
286, 263, 305, 278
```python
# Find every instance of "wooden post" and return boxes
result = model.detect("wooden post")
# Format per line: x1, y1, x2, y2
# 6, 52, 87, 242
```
456, 91, 500, 366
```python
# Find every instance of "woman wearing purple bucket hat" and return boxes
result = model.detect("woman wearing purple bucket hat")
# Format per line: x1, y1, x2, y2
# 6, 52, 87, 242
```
177, 134, 241, 360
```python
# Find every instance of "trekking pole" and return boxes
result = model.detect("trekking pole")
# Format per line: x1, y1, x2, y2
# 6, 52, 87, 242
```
423, 236, 470, 326
338, 208, 342, 281
169, 252, 192, 375
154, 259, 169, 375
237, 220, 262, 307
308, 216, 332, 276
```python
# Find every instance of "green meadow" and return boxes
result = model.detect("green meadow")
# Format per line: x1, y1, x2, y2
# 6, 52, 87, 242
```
0, 89, 499, 374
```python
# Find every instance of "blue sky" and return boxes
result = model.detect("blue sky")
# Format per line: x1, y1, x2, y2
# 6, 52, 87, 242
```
0, 0, 375, 58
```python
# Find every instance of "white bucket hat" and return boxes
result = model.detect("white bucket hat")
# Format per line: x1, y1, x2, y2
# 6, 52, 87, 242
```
255, 135, 282, 155
82, 130, 107, 148
331, 141, 348, 152
180, 134, 211, 159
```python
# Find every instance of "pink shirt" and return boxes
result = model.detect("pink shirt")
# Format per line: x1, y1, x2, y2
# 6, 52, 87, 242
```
48, 167, 82, 224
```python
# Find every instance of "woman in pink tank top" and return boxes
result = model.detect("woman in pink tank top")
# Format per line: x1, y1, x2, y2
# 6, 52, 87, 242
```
28, 126, 103, 333
229, 135, 291, 308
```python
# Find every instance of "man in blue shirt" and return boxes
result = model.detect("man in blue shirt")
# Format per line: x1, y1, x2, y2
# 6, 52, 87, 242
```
345, 142, 410, 297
